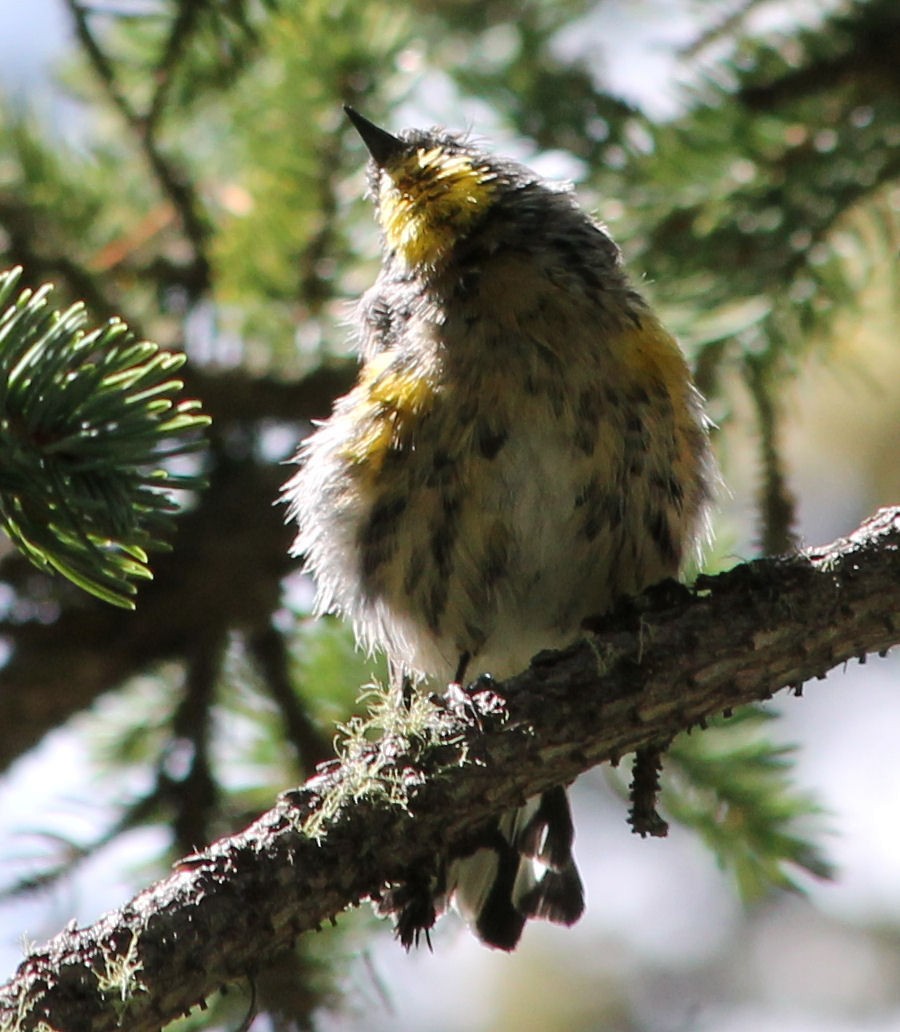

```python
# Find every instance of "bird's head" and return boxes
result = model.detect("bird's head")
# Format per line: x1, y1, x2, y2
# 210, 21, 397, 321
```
345, 106, 520, 270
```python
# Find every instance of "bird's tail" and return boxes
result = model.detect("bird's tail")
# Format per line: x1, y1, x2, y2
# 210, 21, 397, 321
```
449, 785, 585, 950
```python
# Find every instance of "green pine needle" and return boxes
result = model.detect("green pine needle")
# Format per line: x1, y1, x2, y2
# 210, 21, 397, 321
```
0, 267, 211, 608
664, 708, 835, 901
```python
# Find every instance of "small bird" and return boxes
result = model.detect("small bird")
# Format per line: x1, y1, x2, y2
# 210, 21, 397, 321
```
284, 106, 714, 950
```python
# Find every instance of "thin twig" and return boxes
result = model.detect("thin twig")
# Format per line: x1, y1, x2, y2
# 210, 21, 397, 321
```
65, 0, 211, 293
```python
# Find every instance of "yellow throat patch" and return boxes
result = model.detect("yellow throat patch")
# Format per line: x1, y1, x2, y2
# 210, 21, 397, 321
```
378, 146, 497, 268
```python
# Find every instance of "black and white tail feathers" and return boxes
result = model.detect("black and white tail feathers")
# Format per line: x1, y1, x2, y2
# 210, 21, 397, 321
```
377, 785, 584, 952
450, 785, 584, 950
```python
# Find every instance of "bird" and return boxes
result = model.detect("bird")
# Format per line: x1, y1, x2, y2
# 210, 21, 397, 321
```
284, 105, 714, 950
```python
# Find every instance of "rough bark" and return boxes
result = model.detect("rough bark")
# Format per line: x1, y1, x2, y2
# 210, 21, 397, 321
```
1, 506, 898, 1032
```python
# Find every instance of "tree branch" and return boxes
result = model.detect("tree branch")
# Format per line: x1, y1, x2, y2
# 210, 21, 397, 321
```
2, 507, 898, 1032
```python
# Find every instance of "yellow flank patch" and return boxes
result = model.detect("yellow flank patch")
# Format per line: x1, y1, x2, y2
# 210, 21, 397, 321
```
379, 147, 497, 268
619, 316, 705, 473
620, 316, 691, 396
342, 353, 436, 474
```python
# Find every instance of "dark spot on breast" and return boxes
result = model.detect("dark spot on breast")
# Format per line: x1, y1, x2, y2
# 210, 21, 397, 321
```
359, 494, 407, 579
647, 507, 680, 565
575, 478, 623, 540
404, 547, 425, 596
583, 512, 602, 542
457, 270, 480, 298
431, 526, 455, 578
649, 378, 670, 402
430, 494, 462, 578
482, 523, 511, 587
457, 399, 478, 425
625, 410, 649, 460
424, 579, 448, 632
607, 492, 624, 529
536, 342, 564, 374
476, 421, 508, 460
604, 385, 621, 409
650, 472, 685, 511
575, 388, 602, 455
426, 449, 456, 487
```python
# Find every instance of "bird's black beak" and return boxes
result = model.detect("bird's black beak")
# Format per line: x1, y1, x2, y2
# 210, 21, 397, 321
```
344, 106, 405, 167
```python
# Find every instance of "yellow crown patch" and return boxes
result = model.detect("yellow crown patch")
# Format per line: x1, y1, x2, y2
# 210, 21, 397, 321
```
378, 147, 497, 268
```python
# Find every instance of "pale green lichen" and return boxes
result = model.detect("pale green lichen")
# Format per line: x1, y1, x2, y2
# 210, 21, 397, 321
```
94, 930, 146, 1020
299, 682, 465, 842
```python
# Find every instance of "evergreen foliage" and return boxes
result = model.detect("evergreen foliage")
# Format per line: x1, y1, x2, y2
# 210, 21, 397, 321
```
0, 267, 208, 606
